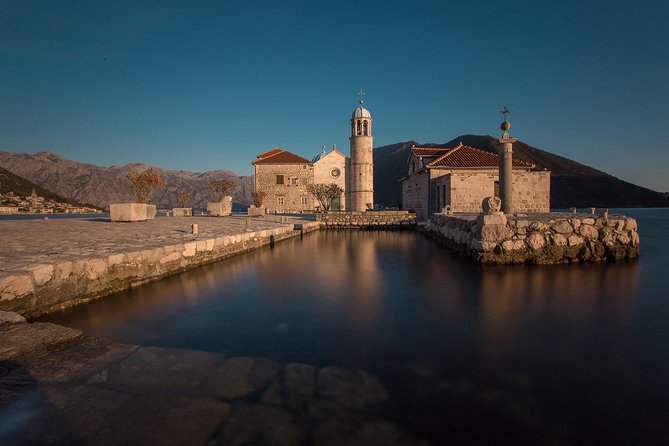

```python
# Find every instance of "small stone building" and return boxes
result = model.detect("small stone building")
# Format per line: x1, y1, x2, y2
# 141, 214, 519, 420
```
401, 143, 550, 219
252, 148, 314, 213
312, 146, 348, 211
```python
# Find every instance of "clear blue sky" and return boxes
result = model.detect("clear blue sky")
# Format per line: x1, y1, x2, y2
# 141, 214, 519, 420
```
1, 0, 668, 191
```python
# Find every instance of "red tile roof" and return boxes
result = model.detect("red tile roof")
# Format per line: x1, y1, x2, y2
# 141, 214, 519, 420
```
427, 144, 533, 169
411, 147, 450, 157
253, 148, 312, 165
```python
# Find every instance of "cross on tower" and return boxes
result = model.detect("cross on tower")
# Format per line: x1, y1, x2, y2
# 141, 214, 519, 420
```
357, 89, 365, 105
500, 106, 511, 121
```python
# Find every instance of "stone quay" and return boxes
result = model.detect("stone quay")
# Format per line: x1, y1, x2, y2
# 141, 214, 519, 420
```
425, 211, 639, 264
0, 216, 319, 317
317, 210, 417, 229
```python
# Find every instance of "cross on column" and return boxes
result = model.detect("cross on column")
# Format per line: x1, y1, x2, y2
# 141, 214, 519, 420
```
500, 106, 511, 121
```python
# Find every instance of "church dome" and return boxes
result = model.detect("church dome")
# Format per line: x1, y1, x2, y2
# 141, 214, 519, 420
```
352, 106, 371, 119
312, 146, 327, 163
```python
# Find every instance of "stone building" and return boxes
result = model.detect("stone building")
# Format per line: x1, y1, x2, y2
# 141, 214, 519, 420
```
312, 146, 348, 211
401, 143, 550, 220
252, 148, 314, 213
253, 96, 375, 213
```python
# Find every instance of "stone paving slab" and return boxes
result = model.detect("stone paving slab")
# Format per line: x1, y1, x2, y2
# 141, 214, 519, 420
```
0, 316, 429, 446
0, 216, 320, 316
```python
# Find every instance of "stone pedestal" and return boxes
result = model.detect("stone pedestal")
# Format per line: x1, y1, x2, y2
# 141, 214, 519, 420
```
247, 205, 266, 217
207, 197, 232, 217
172, 208, 192, 217
110, 203, 157, 222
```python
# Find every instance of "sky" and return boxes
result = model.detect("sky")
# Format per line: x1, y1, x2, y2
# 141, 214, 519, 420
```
1, 0, 668, 191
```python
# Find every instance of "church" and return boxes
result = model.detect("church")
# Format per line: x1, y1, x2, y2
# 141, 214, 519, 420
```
252, 96, 374, 213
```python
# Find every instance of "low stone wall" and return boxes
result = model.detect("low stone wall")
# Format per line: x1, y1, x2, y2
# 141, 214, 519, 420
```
426, 212, 639, 264
317, 211, 417, 229
0, 225, 305, 317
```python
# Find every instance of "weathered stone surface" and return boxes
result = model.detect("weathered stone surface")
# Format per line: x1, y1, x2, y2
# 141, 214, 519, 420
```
551, 220, 573, 234
172, 207, 192, 217
283, 363, 317, 412
204, 356, 281, 400
216, 404, 306, 446
93, 394, 231, 446
0, 322, 82, 362
478, 212, 507, 226
625, 218, 638, 231
0, 272, 33, 303
110, 203, 157, 222
479, 224, 508, 243
106, 346, 222, 392
481, 196, 502, 213
0, 310, 26, 325
579, 224, 599, 239
207, 197, 232, 217
526, 232, 546, 250
502, 240, 525, 252
316, 367, 388, 412
260, 378, 283, 406
551, 234, 568, 247
568, 235, 585, 246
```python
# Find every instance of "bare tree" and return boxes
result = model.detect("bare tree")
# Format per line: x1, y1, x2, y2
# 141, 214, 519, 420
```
251, 191, 267, 207
208, 179, 236, 202
127, 170, 165, 204
179, 191, 191, 208
306, 183, 343, 212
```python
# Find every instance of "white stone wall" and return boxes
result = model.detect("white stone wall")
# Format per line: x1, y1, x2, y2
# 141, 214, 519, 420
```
448, 171, 498, 213
254, 163, 314, 213
313, 150, 347, 210
512, 171, 550, 213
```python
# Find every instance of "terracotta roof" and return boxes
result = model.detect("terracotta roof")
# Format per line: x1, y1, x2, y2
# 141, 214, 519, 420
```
427, 144, 534, 169
411, 147, 450, 157
252, 148, 312, 165
256, 148, 283, 159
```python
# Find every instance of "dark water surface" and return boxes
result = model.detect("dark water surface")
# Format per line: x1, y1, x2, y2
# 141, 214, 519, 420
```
43, 209, 669, 445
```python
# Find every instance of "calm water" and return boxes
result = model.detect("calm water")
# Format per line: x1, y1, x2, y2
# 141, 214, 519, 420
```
43, 209, 669, 445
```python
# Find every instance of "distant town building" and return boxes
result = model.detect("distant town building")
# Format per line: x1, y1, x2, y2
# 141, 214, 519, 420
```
401, 143, 550, 219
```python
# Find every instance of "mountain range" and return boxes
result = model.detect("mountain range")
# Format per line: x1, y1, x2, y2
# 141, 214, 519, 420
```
0, 151, 253, 210
1, 135, 667, 211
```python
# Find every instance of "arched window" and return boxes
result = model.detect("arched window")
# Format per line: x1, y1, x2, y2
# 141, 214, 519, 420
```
363, 121, 368, 135
356, 120, 361, 135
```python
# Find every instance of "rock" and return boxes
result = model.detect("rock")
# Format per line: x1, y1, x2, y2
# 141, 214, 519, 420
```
479, 224, 508, 243
0, 311, 26, 325
316, 367, 388, 412
582, 218, 596, 225
529, 221, 548, 231
551, 234, 568, 247
216, 404, 306, 446
625, 219, 638, 231
284, 363, 317, 412
313, 419, 426, 446
0, 322, 82, 362
617, 232, 631, 244
551, 220, 573, 234
502, 240, 525, 252
260, 378, 283, 406
205, 356, 281, 400
477, 212, 507, 226
599, 227, 616, 245
107, 346, 221, 393
579, 224, 599, 239
526, 233, 546, 251
568, 235, 585, 246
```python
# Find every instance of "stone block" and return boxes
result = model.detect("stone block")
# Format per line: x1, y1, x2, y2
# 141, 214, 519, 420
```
247, 205, 266, 216
172, 207, 192, 217
477, 212, 507, 226
551, 220, 573, 234
207, 197, 232, 217
527, 232, 546, 250
110, 203, 157, 222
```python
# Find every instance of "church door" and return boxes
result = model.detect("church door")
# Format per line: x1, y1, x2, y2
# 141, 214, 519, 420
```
330, 196, 341, 211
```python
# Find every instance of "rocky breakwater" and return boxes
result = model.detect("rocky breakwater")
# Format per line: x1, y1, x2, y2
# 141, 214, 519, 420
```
317, 210, 417, 229
427, 212, 639, 264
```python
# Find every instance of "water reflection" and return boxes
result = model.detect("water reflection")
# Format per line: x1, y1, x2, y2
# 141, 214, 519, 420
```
41, 218, 669, 445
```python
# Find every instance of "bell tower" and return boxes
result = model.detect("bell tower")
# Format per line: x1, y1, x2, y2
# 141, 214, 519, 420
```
349, 90, 374, 211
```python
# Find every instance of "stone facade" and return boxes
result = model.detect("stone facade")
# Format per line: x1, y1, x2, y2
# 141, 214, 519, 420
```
253, 161, 314, 213
313, 149, 347, 211
426, 211, 639, 264
349, 105, 374, 211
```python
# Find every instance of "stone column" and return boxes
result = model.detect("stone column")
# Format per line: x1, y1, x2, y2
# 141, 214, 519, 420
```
498, 132, 516, 214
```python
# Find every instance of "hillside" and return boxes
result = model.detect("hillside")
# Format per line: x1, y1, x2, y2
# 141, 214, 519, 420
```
0, 166, 98, 208
0, 151, 253, 210
374, 135, 669, 209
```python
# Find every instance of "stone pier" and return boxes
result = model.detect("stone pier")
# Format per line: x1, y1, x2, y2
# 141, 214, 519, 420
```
317, 210, 417, 229
425, 211, 639, 264
0, 216, 320, 317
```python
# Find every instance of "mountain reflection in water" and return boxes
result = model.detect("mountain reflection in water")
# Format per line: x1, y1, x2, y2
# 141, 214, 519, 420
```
42, 209, 669, 445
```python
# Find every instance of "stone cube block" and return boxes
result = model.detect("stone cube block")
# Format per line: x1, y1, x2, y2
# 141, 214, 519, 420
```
110, 204, 157, 222
172, 208, 192, 217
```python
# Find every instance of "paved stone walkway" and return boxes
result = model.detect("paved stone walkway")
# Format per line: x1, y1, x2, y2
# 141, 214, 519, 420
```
0, 313, 427, 446
0, 216, 307, 272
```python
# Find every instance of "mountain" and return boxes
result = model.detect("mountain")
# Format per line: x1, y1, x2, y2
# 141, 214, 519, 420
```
373, 135, 669, 209
0, 166, 97, 207
0, 151, 253, 210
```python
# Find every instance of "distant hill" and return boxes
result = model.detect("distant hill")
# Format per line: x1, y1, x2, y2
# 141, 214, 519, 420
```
0, 166, 98, 208
374, 135, 669, 209
0, 151, 253, 210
